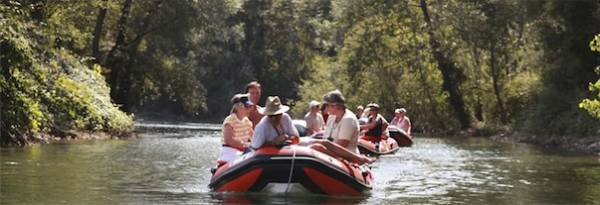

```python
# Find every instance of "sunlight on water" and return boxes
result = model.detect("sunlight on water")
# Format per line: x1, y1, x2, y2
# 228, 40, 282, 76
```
2, 125, 600, 204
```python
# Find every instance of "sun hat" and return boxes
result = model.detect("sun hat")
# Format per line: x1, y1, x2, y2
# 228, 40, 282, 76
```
323, 90, 346, 106
308, 100, 320, 109
366, 103, 380, 111
231, 93, 253, 107
260, 96, 290, 116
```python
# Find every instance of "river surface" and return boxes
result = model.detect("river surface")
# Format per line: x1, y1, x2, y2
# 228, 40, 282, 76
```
1, 123, 600, 204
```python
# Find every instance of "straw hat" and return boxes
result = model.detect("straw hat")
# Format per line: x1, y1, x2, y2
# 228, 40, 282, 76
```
260, 96, 289, 116
367, 103, 380, 111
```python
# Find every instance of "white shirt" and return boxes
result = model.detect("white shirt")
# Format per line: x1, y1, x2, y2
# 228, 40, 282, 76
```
304, 111, 324, 135
251, 113, 299, 149
323, 109, 360, 154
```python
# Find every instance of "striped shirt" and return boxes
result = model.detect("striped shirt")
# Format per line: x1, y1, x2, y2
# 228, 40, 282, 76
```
222, 114, 253, 148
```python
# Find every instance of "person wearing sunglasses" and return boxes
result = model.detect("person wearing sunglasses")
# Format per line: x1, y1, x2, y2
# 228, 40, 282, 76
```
217, 93, 254, 163
249, 96, 299, 150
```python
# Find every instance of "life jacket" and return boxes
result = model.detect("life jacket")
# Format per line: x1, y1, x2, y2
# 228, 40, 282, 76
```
365, 116, 383, 137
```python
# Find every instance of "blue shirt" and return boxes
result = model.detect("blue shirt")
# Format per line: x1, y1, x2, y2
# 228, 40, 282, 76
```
251, 113, 299, 149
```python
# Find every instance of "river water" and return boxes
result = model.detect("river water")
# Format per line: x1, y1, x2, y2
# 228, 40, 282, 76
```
1, 124, 600, 204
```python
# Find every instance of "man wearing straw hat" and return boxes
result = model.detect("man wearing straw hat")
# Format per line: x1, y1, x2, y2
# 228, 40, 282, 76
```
361, 103, 389, 140
250, 96, 299, 149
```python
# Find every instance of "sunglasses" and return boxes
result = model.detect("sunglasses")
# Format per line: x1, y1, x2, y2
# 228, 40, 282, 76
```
268, 114, 282, 118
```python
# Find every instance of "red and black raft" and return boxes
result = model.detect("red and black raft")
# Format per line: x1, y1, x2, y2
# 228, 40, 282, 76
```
388, 126, 413, 147
357, 135, 400, 155
209, 145, 373, 196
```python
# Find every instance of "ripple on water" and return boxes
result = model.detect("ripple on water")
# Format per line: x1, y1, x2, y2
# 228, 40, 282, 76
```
2, 132, 599, 204
368, 137, 520, 203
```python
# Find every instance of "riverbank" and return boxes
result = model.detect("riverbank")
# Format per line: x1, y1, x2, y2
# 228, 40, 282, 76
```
0, 130, 136, 147
490, 132, 600, 155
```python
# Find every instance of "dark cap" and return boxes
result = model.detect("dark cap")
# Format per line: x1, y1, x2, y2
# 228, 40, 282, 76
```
231, 93, 253, 106
323, 90, 346, 105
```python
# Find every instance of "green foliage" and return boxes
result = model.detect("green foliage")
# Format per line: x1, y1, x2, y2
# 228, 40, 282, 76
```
3, 0, 600, 139
579, 34, 600, 120
518, 1, 600, 136
1, 4, 132, 146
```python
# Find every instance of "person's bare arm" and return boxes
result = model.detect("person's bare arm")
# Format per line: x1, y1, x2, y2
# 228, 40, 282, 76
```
335, 138, 350, 148
406, 119, 412, 135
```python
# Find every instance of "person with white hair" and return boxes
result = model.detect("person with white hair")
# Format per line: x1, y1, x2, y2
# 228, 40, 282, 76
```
304, 100, 325, 135
390, 108, 412, 135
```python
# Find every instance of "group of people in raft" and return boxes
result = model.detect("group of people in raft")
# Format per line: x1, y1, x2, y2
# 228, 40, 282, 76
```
218, 81, 412, 166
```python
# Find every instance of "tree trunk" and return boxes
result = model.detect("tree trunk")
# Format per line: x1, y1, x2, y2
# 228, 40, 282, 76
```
489, 40, 507, 124
471, 47, 484, 122
419, 0, 470, 129
105, 0, 133, 109
116, 0, 164, 112
92, 0, 108, 62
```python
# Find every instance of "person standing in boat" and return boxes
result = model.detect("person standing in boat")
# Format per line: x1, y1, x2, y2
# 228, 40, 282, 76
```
360, 103, 389, 141
217, 93, 254, 163
390, 108, 412, 136
245, 81, 264, 128
304, 100, 324, 135
250, 96, 299, 149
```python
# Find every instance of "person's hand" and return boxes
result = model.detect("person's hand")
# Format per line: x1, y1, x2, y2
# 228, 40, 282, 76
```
272, 134, 288, 145
288, 135, 299, 144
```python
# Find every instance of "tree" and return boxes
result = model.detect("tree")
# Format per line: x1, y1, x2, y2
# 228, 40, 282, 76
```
419, 0, 470, 129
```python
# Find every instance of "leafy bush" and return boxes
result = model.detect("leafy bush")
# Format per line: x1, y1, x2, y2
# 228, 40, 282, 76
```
579, 34, 600, 120
0, 5, 133, 146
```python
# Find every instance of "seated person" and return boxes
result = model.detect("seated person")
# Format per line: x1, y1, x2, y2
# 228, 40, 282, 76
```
390, 108, 412, 136
355, 105, 364, 119
358, 107, 370, 125
310, 90, 374, 165
304, 100, 325, 135
250, 96, 299, 149
217, 94, 254, 163
360, 103, 389, 141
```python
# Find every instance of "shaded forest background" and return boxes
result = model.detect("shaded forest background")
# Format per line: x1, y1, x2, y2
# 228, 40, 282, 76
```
1, 0, 600, 145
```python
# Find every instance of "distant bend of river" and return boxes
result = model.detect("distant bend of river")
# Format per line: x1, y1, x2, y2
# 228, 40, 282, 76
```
1, 122, 600, 204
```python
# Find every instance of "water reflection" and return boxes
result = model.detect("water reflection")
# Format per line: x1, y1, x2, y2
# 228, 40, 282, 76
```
1, 129, 600, 204
211, 192, 367, 204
